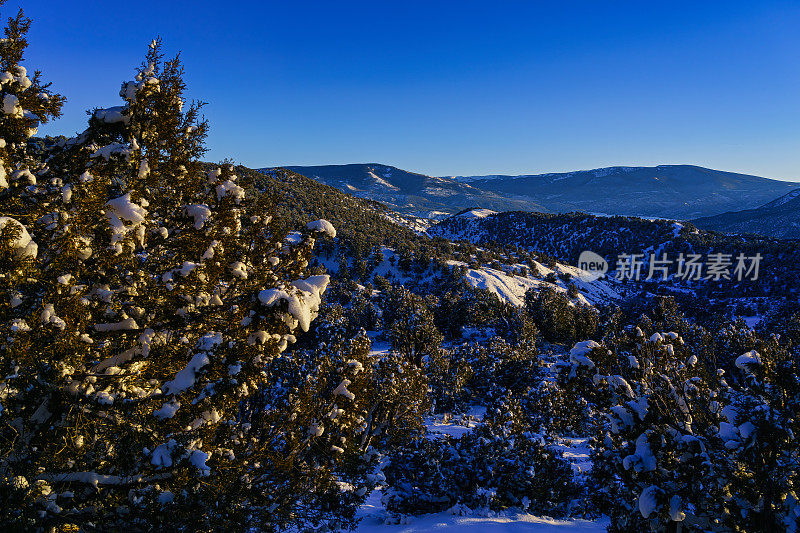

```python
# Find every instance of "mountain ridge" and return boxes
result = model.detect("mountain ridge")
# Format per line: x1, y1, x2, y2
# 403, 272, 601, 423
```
266, 163, 546, 219
692, 187, 800, 239
264, 163, 798, 221
447, 164, 794, 183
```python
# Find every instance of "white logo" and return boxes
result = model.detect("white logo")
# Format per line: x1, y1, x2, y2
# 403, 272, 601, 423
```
577, 250, 608, 281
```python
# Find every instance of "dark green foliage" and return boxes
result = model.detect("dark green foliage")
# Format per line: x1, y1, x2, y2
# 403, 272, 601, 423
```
382, 395, 579, 517
587, 302, 800, 533
567, 281, 579, 299
525, 286, 599, 344
241, 323, 378, 531
381, 285, 443, 366
0, 28, 367, 532
381, 438, 461, 515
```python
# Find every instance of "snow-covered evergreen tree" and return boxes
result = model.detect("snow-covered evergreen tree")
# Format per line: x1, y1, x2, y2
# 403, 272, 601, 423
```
0, 36, 340, 530
383, 393, 578, 518
0, 1, 64, 298
588, 304, 800, 533
0, 1, 64, 202
383, 285, 443, 366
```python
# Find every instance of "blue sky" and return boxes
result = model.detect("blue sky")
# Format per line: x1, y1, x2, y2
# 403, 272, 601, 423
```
14, 1, 800, 181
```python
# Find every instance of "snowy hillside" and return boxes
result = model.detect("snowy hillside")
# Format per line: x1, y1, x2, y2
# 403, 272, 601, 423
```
429, 208, 800, 302
692, 187, 800, 239
450, 261, 620, 308
456, 208, 498, 219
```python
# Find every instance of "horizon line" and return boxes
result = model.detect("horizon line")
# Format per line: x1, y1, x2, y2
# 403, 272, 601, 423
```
255, 161, 800, 184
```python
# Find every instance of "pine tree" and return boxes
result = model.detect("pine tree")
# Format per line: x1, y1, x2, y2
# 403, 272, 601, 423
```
0, 0, 64, 202
0, 36, 339, 531
382, 393, 578, 517
239, 309, 380, 530
0, 1, 64, 312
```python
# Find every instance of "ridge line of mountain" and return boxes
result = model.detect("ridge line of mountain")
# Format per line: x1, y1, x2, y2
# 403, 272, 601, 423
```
259, 163, 798, 231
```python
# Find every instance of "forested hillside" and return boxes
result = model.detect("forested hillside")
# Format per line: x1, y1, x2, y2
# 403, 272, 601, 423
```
431, 210, 800, 304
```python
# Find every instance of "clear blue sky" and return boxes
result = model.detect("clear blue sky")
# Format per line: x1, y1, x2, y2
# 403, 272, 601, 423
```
14, 0, 800, 181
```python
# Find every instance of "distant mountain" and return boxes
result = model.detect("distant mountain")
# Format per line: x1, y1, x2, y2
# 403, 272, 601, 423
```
449, 165, 798, 219
266, 164, 543, 219
266, 163, 798, 221
761, 188, 800, 209
692, 188, 800, 239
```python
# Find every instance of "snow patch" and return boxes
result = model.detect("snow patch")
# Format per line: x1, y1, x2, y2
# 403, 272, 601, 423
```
105, 193, 147, 252
0, 217, 37, 258
185, 204, 211, 229
569, 341, 601, 368
735, 350, 762, 370
93, 106, 129, 124
258, 275, 330, 332
306, 219, 337, 238
457, 209, 497, 219
638, 485, 661, 518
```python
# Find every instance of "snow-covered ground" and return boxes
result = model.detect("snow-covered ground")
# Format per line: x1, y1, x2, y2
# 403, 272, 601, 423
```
365, 330, 391, 356
425, 406, 486, 440
448, 260, 620, 308
743, 315, 762, 329
457, 208, 498, 219
356, 507, 607, 532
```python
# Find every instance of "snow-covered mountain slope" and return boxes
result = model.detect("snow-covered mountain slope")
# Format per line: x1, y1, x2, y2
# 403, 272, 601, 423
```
456, 208, 498, 219
451, 261, 620, 308
430, 210, 693, 266
269, 163, 797, 221
692, 188, 800, 239
265, 164, 544, 218
761, 188, 800, 209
